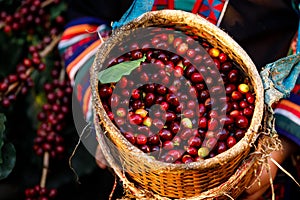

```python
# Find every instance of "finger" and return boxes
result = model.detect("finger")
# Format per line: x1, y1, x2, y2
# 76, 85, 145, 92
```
241, 184, 269, 200
95, 145, 108, 169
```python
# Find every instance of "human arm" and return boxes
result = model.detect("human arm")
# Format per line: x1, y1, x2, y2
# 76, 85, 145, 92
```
241, 135, 299, 199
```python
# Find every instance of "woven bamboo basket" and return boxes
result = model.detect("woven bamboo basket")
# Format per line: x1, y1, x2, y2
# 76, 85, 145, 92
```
95, 126, 277, 200
90, 10, 265, 199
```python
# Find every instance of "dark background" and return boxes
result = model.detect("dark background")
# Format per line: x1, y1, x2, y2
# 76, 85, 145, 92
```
0, 0, 300, 200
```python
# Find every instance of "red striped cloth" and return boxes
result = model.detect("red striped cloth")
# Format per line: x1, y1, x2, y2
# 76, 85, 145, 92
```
58, 18, 111, 121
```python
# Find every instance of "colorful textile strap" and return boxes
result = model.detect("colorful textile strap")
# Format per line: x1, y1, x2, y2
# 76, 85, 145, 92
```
59, 17, 111, 85
58, 17, 111, 121
274, 67, 300, 145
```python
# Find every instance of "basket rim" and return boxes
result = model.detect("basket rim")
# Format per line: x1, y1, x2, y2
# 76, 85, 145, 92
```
90, 10, 264, 170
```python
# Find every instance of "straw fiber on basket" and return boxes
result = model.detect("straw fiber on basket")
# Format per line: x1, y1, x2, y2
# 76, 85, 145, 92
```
90, 10, 265, 199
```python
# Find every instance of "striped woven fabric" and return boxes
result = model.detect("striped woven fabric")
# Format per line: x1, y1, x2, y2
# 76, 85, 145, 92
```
274, 77, 300, 146
58, 0, 228, 122
58, 17, 111, 121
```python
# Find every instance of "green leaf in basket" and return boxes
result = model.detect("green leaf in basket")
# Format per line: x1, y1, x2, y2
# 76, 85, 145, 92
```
98, 55, 146, 84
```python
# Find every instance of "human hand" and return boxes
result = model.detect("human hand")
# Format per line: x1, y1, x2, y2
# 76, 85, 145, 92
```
241, 136, 298, 199
95, 145, 108, 169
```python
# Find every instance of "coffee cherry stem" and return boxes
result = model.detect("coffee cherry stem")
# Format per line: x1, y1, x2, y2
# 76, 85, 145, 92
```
41, 0, 57, 8
3, 82, 19, 96
0, 34, 62, 103
0, 67, 33, 101
0, 80, 23, 102
40, 34, 62, 58
58, 63, 67, 81
40, 151, 50, 188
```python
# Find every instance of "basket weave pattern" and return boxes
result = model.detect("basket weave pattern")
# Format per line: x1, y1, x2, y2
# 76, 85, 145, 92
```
91, 10, 264, 199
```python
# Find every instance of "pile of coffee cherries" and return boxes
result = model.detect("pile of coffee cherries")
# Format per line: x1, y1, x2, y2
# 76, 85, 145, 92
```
98, 28, 255, 164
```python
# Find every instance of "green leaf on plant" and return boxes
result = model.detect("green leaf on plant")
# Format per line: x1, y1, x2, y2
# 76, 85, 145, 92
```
98, 55, 146, 84
49, 2, 67, 20
0, 113, 16, 180
0, 143, 16, 180
0, 32, 24, 72
0, 113, 6, 164
0, 141, 3, 164
0, 0, 13, 4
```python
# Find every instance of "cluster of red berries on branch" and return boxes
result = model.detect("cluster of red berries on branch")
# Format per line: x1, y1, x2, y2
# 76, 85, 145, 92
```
0, 0, 63, 34
0, 0, 69, 199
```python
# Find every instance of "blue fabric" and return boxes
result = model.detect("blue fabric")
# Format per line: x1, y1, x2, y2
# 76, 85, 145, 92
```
261, 53, 300, 105
275, 126, 300, 146
112, 0, 155, 29
288, 92, 300, 104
